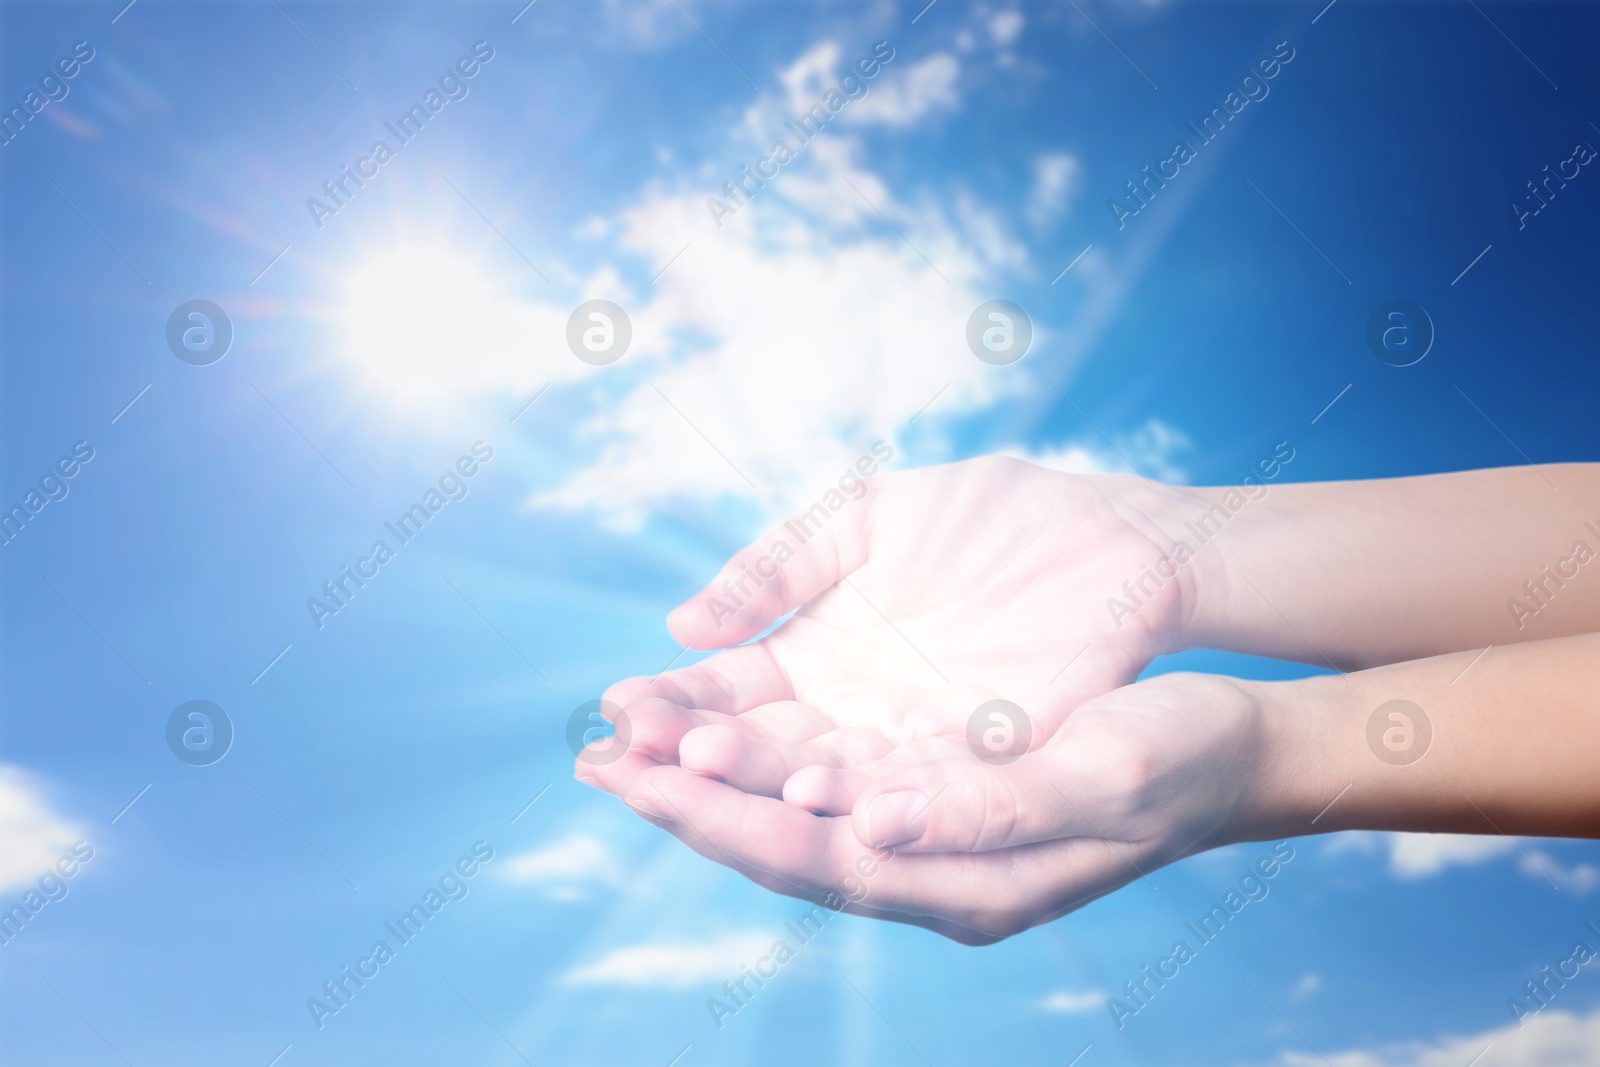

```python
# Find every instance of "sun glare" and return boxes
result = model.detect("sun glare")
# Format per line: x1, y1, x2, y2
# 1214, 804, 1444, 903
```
340, 244, 548, 401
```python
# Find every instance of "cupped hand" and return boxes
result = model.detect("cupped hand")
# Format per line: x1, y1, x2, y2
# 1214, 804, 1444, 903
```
610, 672, 1284, 944
581, 456, 1197, 812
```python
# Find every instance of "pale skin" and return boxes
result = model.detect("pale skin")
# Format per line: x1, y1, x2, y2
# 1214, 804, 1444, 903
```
576, 458, 1600, 944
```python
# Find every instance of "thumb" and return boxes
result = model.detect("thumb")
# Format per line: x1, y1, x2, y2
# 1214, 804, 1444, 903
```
667, 487, 874, 650
851, 747, 1117, 853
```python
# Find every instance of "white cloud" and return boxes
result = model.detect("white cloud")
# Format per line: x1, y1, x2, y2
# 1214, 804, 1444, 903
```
1323, 832, 1597, 894
559, 931, 776, 988
1261, 1008, 1600, 1067
990, 10, 1024, 47
597, 0, 695, 48
775, 43, 959, 131
1006, 418, 1191, 483
339, 246, 581, 405
1027, 152, 1082, 229
777, 41, 846, 121
1520, 849, 1600, 894
1388, 833, 1518, 878
336, 37, 1154, 531
1291, 973, 1322, 1000
1325, 832, 1516, 879
527, 125, 1030, 528
502, 834, 626, 902
846, 53, 961, 127
0, 766, 83, 893
1039, 989, 1103, 1012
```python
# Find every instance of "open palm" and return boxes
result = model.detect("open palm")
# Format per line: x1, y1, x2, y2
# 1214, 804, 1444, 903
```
583, 457, 1191, 815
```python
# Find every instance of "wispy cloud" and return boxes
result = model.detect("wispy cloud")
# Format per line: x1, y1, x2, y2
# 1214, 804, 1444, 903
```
1519, 849, 1600, 895
0, 766, 84, 893
1003, 417, 1191, 482
1324, 832, 1597, 894
990, 10, 1025, 48
559, 931, 777, 988
1027, 152, 1081, 229
527, 121, 1030, 527
846, 53, 961, 128
1259, 1007, 1600, 1067
1326, 832, 1515, 878
1039, 989, 1103, 1013
502, 833, 626, 901
1290, 973, 1321, 1001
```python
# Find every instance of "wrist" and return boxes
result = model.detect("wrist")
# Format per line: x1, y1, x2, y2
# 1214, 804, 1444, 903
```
1224, 674, 1350, 843
1235, 662, 1495, 842
1102, 478, 1221, 657
1145, 480, 1312, 659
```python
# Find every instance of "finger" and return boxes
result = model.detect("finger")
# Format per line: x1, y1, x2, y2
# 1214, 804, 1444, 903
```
630, 800, 1006, 945
782, 735, 964, 814
680, 724, 810, 796
725, 700, 834, 743
613, 698, 727, 762
624, 764, 841, 895
604, 643, 795, 716
667, 487, 875, 651
575, 746, 661, 799
680, 722, 894, 798
626, 763, 1127, 940
851, 747, 1117, 853
623, 763, 975, 915
573, 699, 722, 796
782, 765, 872, 815
601, 673, 671, 711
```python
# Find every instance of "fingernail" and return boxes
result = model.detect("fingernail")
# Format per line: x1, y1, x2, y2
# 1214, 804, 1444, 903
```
627, 795, 670, 821
867, 790, 929, 847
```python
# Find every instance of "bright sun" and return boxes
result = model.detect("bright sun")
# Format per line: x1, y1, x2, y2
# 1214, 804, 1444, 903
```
341, 244, 551, 401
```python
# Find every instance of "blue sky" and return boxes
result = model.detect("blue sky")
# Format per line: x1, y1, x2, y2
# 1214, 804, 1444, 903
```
3, 0, 1599, 1064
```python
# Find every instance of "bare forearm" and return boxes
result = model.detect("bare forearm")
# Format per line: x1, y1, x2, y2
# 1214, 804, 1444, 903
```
1163, 464, 1600, 669
1242, 633, 1600, 843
